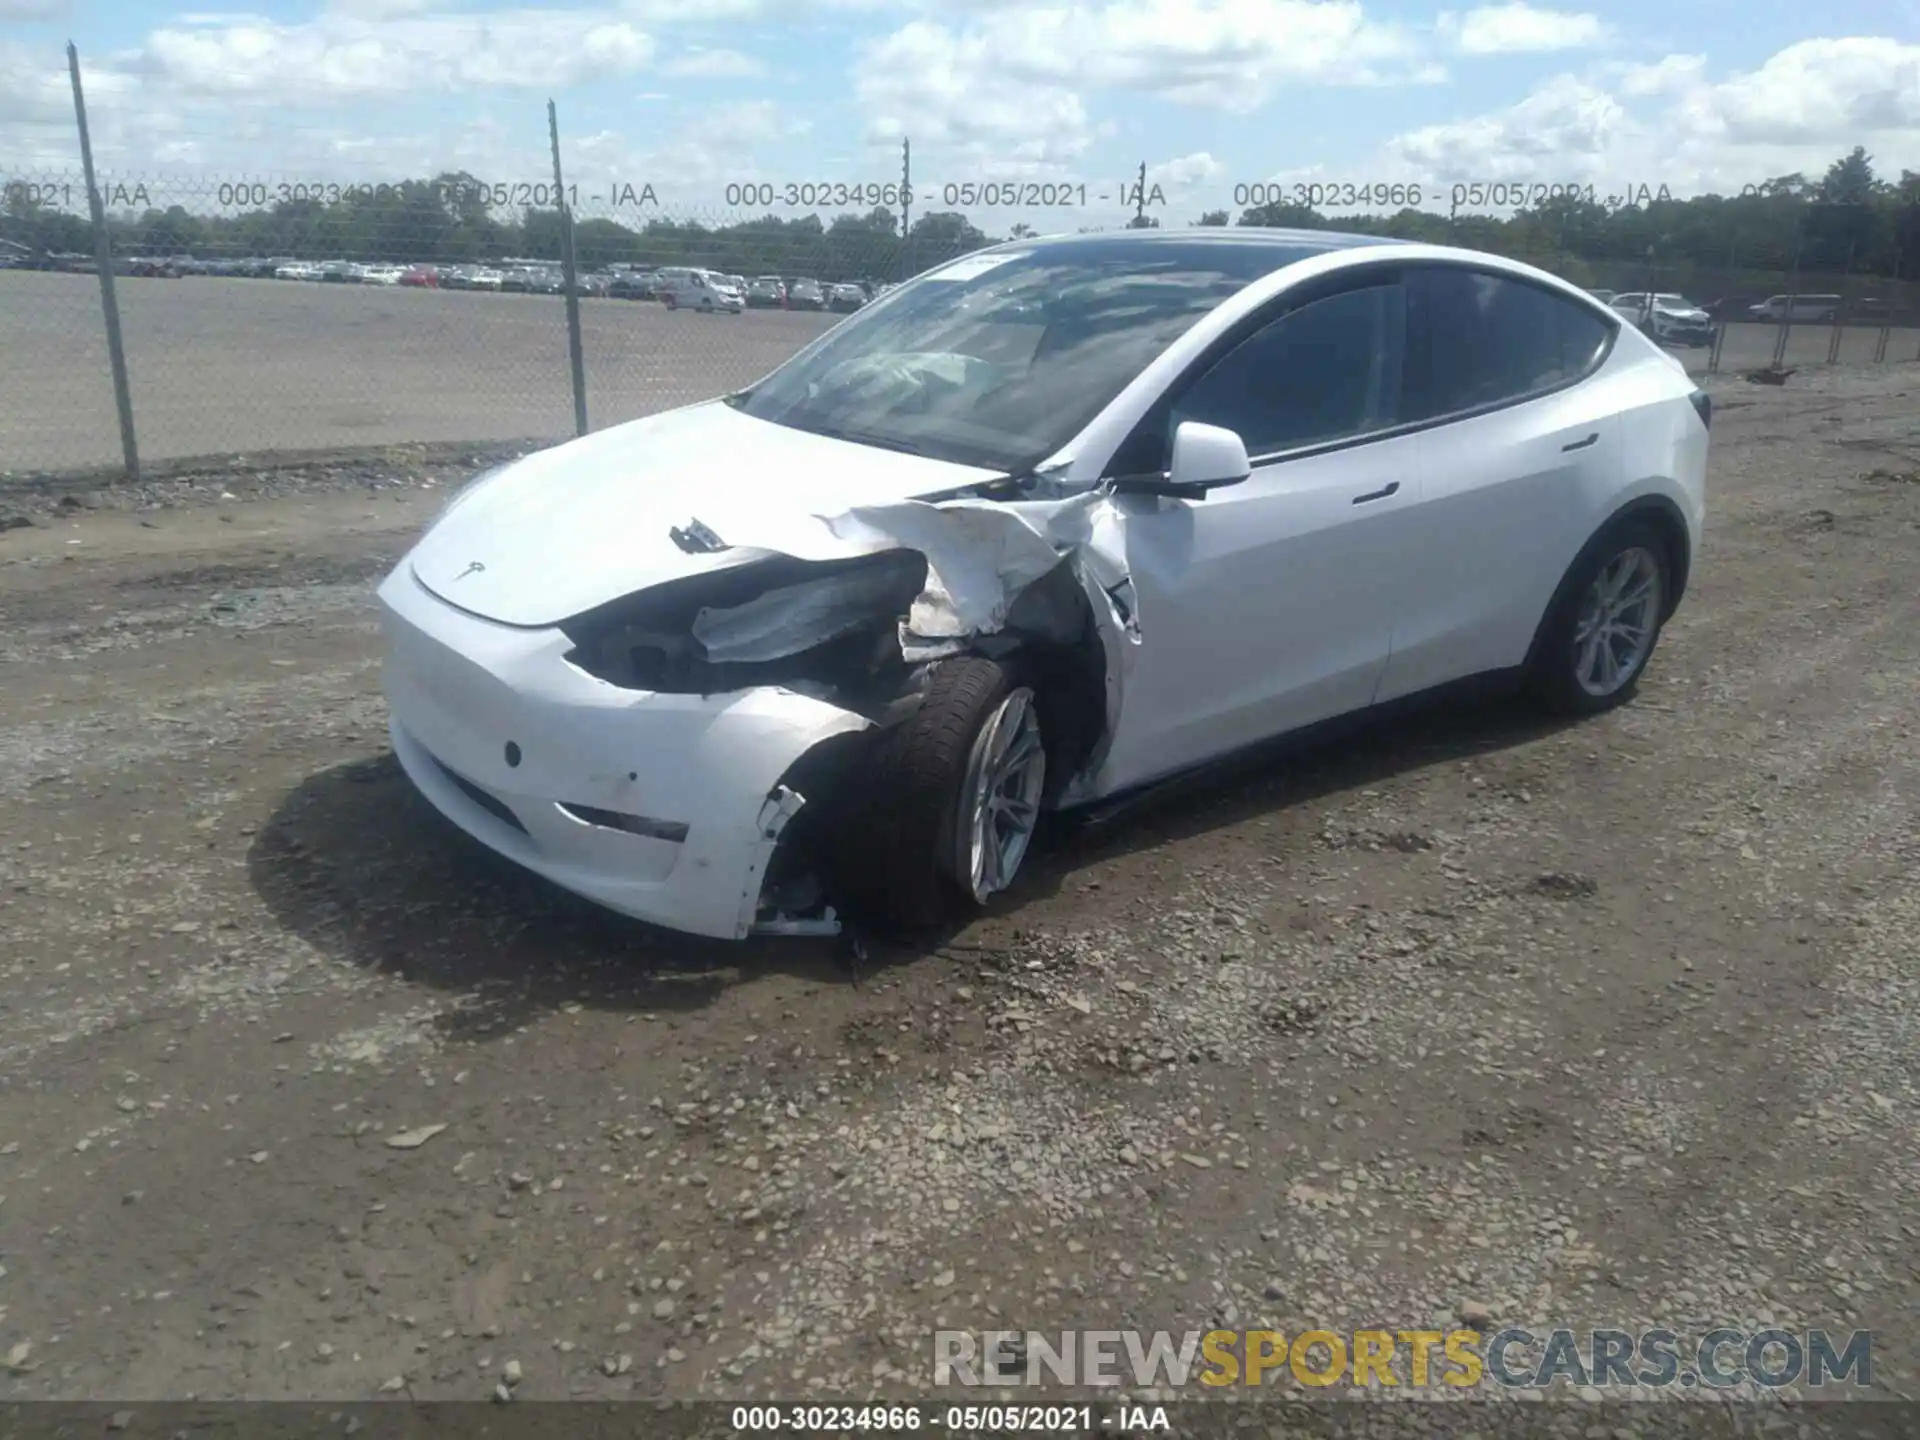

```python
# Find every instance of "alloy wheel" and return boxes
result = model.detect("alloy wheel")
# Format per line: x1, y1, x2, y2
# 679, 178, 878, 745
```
955, 688, 1046, 903
1573, 546, 1663, 697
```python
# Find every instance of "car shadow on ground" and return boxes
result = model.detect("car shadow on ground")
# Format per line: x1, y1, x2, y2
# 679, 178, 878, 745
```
245, 752, 861, 1039
246, 684, 1580, 1038
1016, 682, 1583, 889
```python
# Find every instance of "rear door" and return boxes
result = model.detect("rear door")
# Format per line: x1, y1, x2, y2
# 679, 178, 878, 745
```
1375, 265, 1623, 701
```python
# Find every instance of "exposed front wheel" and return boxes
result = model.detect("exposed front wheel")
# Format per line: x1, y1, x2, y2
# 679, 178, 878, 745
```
830, 657, 1046, 931
1528, 521, 1671, 715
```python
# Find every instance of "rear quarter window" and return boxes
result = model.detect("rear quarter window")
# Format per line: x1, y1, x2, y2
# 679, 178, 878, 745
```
1405, 267, 1613, 421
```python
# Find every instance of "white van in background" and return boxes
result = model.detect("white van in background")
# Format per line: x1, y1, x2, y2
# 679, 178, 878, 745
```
657, 268, 744, 313
1748, 294, 1841, 323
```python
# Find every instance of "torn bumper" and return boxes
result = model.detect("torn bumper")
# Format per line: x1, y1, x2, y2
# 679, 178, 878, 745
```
377, 565, 870, 940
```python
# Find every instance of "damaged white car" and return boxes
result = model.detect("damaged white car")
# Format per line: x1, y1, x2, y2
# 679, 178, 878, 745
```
378, 229, 1709, 939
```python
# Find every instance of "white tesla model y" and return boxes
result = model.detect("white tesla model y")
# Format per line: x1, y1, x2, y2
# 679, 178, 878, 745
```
378, 229, 1709, 939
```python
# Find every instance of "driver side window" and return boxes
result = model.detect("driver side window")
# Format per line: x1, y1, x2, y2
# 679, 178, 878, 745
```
1170, 282, 1407, 461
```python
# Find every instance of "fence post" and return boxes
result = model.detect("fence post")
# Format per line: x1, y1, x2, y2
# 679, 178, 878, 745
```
1827, 232, 1853, 365
67, 41, 138, 481
1773, 228, 1803, 368
548, 99, 588, 438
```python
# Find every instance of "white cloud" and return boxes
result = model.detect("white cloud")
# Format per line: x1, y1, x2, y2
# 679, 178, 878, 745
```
1147, 151, 1224, 189
856, 0, 1431, 181
140, 11, 657, 99
1373, 38, 1920, 199
658, 47, 766, 77
1698, 37, 1920, 146
1437, 3, 1608, 55
1612, 53, 1704, 99
1384, 72, 1629, 181
0, 0, 68, 20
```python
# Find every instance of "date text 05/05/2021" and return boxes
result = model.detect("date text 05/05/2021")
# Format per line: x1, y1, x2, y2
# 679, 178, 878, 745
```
728, 1403, 1169, 1433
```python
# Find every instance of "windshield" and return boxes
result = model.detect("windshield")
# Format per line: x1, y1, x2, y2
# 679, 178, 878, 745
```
730, 236, 1351, 473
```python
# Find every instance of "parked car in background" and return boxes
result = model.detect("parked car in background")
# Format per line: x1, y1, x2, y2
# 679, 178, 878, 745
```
1748, 294, 1841, 323
787, 278, 826, 311
1700, 295, 1762, 321
828, 282, 866, 312
1611, 292, 1714, 347
658, 267, 744, 313
1848, 296, 1893, 321
361, 264, 405, 285
274, 261, 319, 280
748, 276, 787, 308
399, 265, 440, 287
577, 271, 612, 297
608, 270, 656, 300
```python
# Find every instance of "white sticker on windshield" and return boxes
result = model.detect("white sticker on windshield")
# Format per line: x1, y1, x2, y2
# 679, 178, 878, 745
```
923, 251, 1028, 282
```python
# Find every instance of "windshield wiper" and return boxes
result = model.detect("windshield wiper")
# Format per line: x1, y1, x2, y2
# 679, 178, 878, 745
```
794, 421, 930, 457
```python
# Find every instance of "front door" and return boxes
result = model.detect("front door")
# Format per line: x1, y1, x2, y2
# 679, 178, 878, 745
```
1090, 278, 1421, 797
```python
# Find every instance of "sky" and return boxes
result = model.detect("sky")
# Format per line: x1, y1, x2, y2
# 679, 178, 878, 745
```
3, 0, 1919, 229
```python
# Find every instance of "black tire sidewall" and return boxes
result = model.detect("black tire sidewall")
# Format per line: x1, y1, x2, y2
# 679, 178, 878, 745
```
1529, 519, 1671, 715
829, 656, 1030, 932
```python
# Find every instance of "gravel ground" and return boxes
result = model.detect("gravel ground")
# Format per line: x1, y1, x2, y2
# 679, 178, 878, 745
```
0, 364, 1915, 1419
3, 267, 1916, 473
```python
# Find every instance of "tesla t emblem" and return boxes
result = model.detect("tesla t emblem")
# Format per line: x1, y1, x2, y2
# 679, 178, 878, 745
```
454, 561, 486, 581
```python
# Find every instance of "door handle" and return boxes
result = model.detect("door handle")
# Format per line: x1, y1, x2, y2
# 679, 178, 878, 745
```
1351, 481, 1400, 505
1561, 432, 1599, 452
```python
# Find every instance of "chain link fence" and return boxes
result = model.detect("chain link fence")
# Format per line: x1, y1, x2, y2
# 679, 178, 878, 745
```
5, 81, 1919, 477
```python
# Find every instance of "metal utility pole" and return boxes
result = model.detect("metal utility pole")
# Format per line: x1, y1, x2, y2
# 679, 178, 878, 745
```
899, 138, 911, 282
548, 99, 588, 437
68, 41, 138, 482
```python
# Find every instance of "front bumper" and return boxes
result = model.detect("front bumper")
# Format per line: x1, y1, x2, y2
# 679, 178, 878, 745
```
377, 565, 871, 939
1656, 320, 1715, 346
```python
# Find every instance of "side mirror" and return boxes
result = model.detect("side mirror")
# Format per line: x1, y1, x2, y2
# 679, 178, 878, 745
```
1110, 422, 1252, 499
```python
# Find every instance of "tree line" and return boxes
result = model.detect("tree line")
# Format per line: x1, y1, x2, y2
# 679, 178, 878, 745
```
5, 147, 1916, 293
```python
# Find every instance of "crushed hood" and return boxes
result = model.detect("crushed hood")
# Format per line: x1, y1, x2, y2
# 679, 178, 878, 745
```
410, 401, 997, 627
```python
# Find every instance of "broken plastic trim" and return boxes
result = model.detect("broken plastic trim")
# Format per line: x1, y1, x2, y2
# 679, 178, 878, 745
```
670, 517, 728, 555
744, 784, 843, 937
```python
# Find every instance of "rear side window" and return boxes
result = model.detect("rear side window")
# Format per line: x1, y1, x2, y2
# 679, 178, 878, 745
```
1405, 267, 1612, 421
1169, 282, 1407, 460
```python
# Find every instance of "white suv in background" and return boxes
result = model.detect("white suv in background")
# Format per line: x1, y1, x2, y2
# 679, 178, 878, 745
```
658, 268, 745, 313
1748, 294, 1841, 324
1611, 292, 1715, 348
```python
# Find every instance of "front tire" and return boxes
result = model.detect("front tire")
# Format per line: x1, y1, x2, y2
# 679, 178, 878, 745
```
1528, 520, 1671, 716
832, 657, 1046, 931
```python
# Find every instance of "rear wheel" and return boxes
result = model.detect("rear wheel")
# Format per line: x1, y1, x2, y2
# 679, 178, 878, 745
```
831, 657, 1046, 931
1528, 520, 1671, 715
